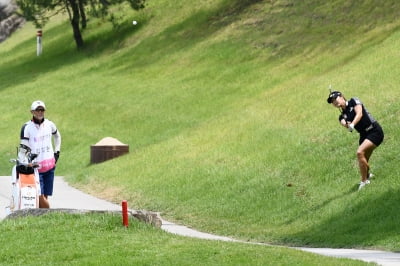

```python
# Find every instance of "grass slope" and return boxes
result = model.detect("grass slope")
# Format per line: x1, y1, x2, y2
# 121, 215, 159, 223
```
1, 0, 400, 252
0, 213, 368, 266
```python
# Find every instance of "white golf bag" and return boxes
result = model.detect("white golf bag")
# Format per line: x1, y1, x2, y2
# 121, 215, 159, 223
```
9, 144, 41, 211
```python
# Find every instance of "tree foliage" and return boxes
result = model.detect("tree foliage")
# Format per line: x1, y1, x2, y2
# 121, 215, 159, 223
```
16, 0, 146, 48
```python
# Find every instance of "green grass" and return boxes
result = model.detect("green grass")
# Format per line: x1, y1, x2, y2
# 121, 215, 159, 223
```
1, 0, 400, 260
0, 213, 369, 266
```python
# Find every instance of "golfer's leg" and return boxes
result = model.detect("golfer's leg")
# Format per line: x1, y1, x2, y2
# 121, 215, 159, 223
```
365, 148, 374, 176
357, 139, 376, 182
39, 195, 50, 208
39, 169, 54, 208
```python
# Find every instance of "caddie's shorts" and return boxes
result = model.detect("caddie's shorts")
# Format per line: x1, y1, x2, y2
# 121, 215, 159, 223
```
39, 167, 55, 196
359, 122, 384, 146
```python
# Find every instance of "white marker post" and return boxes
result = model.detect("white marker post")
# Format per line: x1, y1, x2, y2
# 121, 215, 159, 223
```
36, 30, 42, 56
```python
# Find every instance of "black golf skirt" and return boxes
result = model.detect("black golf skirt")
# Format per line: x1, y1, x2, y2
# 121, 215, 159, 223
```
359, 122, 384, 146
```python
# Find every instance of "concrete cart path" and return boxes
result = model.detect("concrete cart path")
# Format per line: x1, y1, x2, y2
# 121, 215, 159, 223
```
1, 176, 399, 266
0, 176, 122, 215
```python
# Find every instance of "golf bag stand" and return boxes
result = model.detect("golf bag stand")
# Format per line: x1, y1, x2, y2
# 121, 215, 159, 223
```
9, 144, 41, 212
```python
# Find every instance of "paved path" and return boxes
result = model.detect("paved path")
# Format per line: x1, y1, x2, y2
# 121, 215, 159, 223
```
0, 176, 121, 216
1, 176, 399, 265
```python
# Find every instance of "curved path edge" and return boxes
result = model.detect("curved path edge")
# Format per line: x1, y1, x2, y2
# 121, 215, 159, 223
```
161, 219, 400, 266
1, 176, 399, 266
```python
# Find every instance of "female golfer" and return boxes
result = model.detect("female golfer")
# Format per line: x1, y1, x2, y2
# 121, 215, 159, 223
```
327, 91, 384, 190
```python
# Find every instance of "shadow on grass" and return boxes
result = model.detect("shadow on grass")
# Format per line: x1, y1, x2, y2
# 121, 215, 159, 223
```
0, 0, 263, 91
0, 22, 80, 91
282, 183, 358, 227
284, 188, 400, 249
2, 0, 400, 90
105, 0, 400, 75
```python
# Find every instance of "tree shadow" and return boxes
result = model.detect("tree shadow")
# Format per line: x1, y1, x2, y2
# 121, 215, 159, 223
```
283, 188, 400, 249
2, 0, 400, 91
282, 184, 358, 226
0, 0, 262, 91
101, 0, 400, 75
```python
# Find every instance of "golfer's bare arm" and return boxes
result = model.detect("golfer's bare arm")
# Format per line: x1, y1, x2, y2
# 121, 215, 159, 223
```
350, 105, 363, 126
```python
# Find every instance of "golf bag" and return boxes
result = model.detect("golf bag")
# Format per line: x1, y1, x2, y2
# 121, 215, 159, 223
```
9, 144, 41, 211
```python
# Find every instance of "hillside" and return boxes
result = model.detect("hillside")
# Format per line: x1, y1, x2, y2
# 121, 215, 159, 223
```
1, 0, 400, 250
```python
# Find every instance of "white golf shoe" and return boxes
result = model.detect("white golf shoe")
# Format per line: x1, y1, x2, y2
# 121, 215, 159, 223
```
358, 180, 370, 191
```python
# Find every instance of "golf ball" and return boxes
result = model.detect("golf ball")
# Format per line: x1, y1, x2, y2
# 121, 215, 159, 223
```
132, 20, 137, 25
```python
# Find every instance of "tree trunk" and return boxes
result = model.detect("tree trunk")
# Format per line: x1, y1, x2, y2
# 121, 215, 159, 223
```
68, 0, 84, 48
78, 0, 87, 29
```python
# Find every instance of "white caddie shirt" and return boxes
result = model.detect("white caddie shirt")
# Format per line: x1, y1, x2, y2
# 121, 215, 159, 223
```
20, 119, 57, 173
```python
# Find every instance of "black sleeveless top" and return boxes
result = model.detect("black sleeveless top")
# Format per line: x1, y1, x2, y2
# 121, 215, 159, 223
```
338, 97, 376, 134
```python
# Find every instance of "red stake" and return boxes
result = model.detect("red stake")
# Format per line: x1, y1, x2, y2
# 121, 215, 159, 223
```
122, 200, 129, 227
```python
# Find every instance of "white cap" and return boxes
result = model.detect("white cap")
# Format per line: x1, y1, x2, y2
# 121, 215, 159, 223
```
31, 100, 46, 111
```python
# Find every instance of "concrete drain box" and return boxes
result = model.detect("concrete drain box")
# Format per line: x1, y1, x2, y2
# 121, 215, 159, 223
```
90, 137, 129, 164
